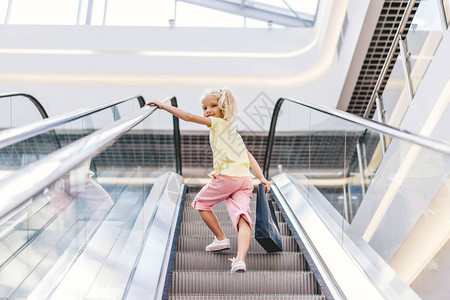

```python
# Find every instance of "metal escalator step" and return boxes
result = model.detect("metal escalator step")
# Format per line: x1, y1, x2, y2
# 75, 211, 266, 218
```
169, 294, 325, 300
174, 252, 305, 271
179, 222, 291, 236
184, 200, 257, 211
182, 210, 284, 223
177, 236, 297, 253
170, 271, 319, 294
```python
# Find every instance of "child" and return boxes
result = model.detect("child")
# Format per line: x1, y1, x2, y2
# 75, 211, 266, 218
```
147, 88, 270, 273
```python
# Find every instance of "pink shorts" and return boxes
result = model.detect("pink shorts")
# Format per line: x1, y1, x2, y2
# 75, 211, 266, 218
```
192, 174, 254, 231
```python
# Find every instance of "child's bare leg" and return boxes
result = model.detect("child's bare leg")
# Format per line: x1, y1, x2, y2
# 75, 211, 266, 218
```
199, 210, 227, 240
236, 216, 251, 262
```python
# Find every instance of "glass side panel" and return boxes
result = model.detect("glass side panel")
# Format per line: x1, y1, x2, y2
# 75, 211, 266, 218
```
0, 107, 177, 298
308, 109, 347, 218
0, 98, 141, 179
269, 100, 377, 222
354, 138, 449, 300
406, 0, 443, 97
0, 96, 44, 129
272, 99, 450, 299
379, 46, 407, 128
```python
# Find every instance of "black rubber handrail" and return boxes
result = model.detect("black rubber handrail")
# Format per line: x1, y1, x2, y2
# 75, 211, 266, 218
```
263, 97, 450, 178
170, 97, 182, 175
0, 92, 49, 119
263, 98, 285, 179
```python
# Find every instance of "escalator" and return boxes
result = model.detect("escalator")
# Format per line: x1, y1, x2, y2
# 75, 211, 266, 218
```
0, 94, 448, 299
169, 187, 324, 299
0, 96, 186, 299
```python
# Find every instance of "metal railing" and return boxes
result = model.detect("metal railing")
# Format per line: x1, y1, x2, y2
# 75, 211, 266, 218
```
0, 95, 145, 150
361, 0, 448, 158
362, 0, 419, 119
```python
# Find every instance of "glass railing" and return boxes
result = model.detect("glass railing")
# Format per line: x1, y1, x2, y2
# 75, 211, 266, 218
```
266, 96, 450, 299
379, 0, 446, 129
0, 93, 49, 128
266, 97, 450, 222
368, 0, 448, 141
0, 99, 180, 299
0, 96, 143, 180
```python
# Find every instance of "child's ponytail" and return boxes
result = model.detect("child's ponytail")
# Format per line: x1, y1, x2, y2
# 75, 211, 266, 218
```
218, 88, 238, 121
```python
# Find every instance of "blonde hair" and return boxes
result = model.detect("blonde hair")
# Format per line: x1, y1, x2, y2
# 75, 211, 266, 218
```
201, 88, 238, 121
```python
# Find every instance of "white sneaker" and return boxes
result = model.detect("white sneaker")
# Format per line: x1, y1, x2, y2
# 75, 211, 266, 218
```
205, 237, 231, 252
229, 257, 246, 273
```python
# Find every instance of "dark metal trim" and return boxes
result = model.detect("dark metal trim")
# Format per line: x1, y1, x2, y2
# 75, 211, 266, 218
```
263, 98, 284, 179
137, 96, 146, 108
170, 97, 182, 175
0, 92, 49, 119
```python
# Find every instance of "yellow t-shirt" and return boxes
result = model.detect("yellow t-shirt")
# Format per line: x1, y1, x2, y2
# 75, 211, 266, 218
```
208, 117, 254, 178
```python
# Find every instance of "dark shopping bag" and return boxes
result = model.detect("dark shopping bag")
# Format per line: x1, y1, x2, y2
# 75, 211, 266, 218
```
255, 184, 283, 252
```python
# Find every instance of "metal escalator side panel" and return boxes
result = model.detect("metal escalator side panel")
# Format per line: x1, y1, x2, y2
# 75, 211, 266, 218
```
123, 172, 185, 300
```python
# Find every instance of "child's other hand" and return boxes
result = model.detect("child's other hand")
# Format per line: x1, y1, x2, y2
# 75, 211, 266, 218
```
260, 178, 270, 193
146, 101, 163, 109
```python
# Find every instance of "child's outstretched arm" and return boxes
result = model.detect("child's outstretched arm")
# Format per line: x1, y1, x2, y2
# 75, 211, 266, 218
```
147, 101, 211, 126
247, 150, 270, 192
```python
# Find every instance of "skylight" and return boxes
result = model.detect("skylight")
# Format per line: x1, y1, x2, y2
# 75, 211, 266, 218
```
2, 0, 320, 28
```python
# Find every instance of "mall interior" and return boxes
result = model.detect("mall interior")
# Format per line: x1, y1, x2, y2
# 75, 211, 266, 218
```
0, 0, 449, 299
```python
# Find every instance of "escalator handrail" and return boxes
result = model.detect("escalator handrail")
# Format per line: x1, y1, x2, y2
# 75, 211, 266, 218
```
0, 96, 170, 222
0, 92, 49, 119
263, 97, 450, 178
0, 95, 146, 150
170, 97, 182, 175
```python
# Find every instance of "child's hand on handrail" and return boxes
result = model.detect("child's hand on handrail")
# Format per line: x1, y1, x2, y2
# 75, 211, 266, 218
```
146, 101, 164, 109
260, 178, 270, 193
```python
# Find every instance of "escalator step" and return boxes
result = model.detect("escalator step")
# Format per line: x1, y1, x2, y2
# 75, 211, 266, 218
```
177, 236, 298, 253
174, 252, 305, 271
182, 210, 284, 223
169, 295, 325, 300
170, 271, 319, 294
179, 221, 291, 236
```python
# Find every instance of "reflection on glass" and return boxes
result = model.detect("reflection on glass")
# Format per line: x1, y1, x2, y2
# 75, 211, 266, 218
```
0, 104, 177, 298
379, 48, 407, 128
0, 98, 141, 177
268, 100, 410, 224
268, 101, 381, 222
352, 138, 450, 300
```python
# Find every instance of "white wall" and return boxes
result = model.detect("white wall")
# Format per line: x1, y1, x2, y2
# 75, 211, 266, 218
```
0, 0, 376, 132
